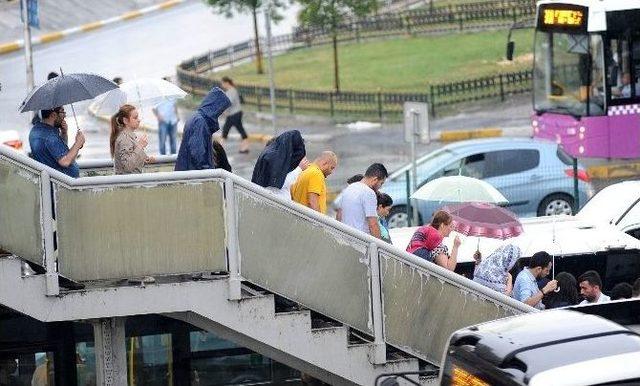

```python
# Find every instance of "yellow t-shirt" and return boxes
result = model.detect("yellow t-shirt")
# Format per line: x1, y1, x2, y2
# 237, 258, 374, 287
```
291, 164, 327, 214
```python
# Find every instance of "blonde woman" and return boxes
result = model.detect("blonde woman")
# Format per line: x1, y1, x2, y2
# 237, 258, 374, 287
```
110, 104, 154, 174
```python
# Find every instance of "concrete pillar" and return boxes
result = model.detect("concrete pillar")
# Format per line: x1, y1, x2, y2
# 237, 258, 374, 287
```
93, 318, 127, 386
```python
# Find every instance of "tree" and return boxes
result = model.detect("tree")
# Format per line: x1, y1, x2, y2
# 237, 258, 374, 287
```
297, 0, 378, 92
204, 0, 284, 75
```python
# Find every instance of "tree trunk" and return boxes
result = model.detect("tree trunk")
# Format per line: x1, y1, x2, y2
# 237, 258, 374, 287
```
252, 8, 264, 75
332, 33, 340, 93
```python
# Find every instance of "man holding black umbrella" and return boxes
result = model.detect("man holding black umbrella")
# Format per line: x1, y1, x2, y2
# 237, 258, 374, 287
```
29, 106, 85, 178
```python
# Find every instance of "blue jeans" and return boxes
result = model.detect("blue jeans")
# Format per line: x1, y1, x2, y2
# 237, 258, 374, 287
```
158, 121, 177, 155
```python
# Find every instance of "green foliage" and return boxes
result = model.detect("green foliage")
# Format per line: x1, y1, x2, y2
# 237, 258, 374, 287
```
203, 0, 285, 22
297, 0, 378, 31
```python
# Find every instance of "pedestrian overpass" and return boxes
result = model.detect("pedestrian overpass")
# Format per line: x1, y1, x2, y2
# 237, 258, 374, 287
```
0, 145, 532, 385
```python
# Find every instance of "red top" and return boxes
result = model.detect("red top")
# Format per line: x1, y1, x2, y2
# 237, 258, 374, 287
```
406, 225, 443, 254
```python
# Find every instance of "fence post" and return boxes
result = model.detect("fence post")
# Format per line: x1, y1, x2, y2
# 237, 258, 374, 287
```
256, 86, 262, 112
329, 92, 335, 117
368, 242, 387, 365
429, 85, 436, 118
225, 177, 242, 300
573, 157, 580, 212
377, 91, 383, 121
458, 13, 464, 30
512, 6, 517, 22
227, 44, 234, 68
499, 73, 505, 102
405, 170, 412, 227
40, 170, 59, 296
289, 89, 294, 114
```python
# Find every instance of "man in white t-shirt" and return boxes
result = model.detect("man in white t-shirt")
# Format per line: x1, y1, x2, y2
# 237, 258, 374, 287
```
340, 163, 388, 238
578, 270, 611, 305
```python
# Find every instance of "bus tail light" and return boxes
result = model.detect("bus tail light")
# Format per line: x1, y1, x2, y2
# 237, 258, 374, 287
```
565, 168, 590, 182
451, 366, 490, 386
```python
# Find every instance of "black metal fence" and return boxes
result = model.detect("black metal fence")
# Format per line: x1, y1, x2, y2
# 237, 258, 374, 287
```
176, 0, 536, 119
178, 65, 533, 119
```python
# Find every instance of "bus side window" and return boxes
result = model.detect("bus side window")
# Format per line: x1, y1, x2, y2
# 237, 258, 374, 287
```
610, 38, 633, 99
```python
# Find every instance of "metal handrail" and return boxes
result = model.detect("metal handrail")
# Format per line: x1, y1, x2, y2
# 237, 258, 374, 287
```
0, 145, 532, 314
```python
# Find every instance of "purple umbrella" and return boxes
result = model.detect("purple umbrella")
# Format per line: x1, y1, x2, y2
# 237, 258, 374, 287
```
442, 202, 523, 240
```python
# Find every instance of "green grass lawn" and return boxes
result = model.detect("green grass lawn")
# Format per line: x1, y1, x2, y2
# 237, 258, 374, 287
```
214, 29, 534, 92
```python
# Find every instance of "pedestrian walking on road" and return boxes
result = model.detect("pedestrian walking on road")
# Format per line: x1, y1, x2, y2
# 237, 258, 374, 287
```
29, 106, 84, 178
473, 244, 521, 296
407, 210, 461, 271
111, 104, 154, 175
175, 87, 230, 171
340, 163, 388, 238
153, 77, 179, 155
251, 130, 306, 200
219, 77, 249, 153
291, 151, 338, 214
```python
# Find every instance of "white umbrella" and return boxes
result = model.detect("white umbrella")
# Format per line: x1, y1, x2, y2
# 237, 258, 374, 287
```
411, 175, 508, 204
90, 78, 187, 116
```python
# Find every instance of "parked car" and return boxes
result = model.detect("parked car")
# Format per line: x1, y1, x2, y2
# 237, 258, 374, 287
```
0, 130, 23, 152
381, 138, 594, 228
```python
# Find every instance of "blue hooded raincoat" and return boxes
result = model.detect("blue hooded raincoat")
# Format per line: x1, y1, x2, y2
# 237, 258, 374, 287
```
175, 87, 231, 171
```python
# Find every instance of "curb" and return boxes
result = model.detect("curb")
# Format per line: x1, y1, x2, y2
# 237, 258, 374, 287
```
439, 128, 503, 142
0, 0, 185, 55
587, 163, 640, 180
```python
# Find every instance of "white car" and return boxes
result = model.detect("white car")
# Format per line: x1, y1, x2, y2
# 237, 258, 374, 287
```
0, 130, 24, 152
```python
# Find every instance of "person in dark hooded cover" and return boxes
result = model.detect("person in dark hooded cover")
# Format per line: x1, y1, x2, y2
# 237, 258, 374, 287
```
175, 87, 231, 171
251, 130, 306, 197
212, 139, 232, 173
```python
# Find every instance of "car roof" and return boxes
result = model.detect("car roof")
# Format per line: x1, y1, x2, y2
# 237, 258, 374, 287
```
577, 181, 640, 225
451, 309, 640, 382
441, 137, 557, 154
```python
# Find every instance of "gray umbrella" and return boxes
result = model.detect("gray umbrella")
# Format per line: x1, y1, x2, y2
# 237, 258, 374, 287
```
19, 72, 118, 113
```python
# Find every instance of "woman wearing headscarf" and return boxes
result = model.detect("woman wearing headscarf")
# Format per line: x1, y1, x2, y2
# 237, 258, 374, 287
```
251, 130, 306, 200
473, 244, 521, 295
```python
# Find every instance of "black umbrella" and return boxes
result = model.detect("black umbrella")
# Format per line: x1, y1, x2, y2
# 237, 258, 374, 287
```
19, 71, 118, 130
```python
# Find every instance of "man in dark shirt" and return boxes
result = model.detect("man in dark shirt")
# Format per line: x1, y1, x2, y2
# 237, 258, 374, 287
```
29, 107, 85, 178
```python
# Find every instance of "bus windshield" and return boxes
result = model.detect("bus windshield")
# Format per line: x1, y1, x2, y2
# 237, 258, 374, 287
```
533, 31, 605, 117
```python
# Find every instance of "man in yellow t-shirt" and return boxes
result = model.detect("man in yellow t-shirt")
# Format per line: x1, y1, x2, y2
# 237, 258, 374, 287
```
291, 151, 338, 214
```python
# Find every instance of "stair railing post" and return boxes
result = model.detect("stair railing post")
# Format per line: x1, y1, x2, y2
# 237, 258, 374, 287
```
225, 177, 242, 300
368, 242, 386, 364
40, 170, 59, 296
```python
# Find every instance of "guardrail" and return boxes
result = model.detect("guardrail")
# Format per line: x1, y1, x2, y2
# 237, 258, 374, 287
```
0, 145, 533, 365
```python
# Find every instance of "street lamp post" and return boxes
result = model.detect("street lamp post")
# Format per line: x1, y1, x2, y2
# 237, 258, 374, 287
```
20, 0, 35, 92
264, 0, 277, 134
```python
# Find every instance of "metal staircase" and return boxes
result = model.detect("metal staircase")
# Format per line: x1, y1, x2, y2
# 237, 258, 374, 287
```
0, 146, 533, 385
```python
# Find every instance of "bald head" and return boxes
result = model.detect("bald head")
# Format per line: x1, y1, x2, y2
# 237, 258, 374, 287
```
315, 151, 338, 177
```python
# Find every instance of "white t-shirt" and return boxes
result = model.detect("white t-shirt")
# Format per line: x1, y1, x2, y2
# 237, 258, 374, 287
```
579, 292, 611, 305
266, 167, 302, 201
340, 181, 378, 234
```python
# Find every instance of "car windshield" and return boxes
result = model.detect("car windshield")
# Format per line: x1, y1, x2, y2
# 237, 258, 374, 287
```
389, 148, 455, 181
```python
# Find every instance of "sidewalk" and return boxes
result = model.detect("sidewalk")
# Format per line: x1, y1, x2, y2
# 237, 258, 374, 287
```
0, 0, 189, 54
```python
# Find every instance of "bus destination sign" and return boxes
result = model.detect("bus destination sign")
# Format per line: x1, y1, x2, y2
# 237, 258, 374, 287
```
538, 4, 588, 32
543, 9, 584, 26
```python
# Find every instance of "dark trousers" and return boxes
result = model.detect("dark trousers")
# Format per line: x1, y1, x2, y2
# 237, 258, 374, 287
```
221, 111, 248, 140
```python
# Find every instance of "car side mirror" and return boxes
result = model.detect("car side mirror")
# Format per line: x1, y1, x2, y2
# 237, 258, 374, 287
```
506, 41, 515, 61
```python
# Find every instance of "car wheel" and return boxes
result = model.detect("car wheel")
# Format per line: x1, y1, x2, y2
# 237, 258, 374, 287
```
537, 194, 574, 216
388, 206, 410, 229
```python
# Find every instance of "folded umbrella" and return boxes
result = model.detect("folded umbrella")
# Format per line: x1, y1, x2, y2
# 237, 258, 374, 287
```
442, 202, 523, 240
